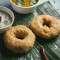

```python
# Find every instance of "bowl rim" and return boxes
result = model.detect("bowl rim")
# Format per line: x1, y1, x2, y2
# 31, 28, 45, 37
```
10, 0, 40, 8
0, 6, 14, 29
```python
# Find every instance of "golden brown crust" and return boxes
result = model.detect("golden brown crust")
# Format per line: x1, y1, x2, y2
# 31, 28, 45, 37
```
30, 15, 60, 39
4, 25, 35, 53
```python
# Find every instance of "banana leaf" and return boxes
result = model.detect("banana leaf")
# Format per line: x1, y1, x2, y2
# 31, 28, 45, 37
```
0, 0, 60, 60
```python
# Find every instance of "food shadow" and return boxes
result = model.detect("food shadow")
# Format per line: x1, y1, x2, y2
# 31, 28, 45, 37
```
36, 35, 59, 45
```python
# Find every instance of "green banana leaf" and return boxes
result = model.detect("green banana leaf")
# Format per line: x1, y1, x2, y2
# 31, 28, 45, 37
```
0, 0, 60, 60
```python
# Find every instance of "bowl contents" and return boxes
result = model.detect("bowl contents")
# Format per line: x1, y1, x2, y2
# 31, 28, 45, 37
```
11, 0, 38, 7
0, 11, 12, 28
4, 25, 35, 53
30, 15, 60, 39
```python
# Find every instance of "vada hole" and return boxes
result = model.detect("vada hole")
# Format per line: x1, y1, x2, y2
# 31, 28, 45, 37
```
16, 31, 28, 40
43, 23, 49, 27
43, 18, 50, 27
17, 37, 24, 40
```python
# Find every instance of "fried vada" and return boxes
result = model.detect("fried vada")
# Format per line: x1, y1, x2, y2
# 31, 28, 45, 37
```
4, 25, 35, 53
30, 15, 60, 39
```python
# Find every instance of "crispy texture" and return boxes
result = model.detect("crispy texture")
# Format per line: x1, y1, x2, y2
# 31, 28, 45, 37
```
4, 25, 35, 53
30, 15, 60, 39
